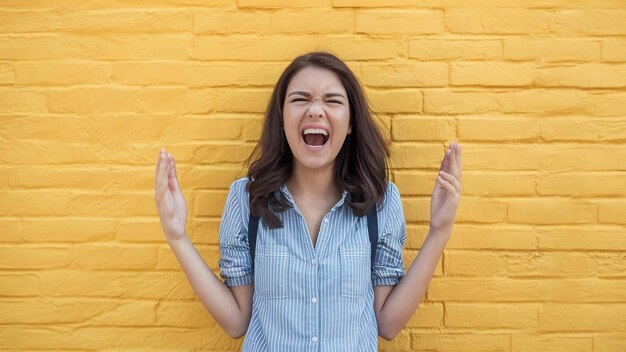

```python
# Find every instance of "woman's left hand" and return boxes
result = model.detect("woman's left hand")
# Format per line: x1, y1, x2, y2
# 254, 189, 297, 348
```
430, 141, 462, 236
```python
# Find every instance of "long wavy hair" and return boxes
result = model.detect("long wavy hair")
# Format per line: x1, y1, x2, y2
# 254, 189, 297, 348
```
244, 51, 390, 229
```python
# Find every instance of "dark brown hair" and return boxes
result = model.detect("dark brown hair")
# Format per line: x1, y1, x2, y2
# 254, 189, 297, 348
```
244, 51, 390, 229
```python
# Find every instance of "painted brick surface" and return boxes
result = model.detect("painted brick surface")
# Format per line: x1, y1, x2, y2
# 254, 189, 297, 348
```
0, 1, 625, 351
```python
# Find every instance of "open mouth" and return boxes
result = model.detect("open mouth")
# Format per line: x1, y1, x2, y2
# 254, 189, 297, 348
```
302, 128, 329, 147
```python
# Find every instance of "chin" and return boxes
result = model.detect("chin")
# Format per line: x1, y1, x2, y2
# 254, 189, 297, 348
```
294, 155, 334, 171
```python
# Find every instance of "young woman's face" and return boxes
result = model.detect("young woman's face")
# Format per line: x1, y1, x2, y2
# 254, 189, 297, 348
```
283, 66, 352, 172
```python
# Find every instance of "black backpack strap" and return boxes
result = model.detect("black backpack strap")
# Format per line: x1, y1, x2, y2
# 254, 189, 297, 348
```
366, 204, 378, 266
248, 213, 259, 272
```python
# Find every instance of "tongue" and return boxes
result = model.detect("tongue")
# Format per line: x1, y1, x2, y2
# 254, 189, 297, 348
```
303, 134, 325, 146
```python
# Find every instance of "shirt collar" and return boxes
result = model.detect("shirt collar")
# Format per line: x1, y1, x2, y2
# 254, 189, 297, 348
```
279, 183, 350, 210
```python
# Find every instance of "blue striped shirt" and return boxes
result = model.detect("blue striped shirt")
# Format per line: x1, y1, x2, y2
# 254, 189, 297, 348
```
218, 177, 407, 352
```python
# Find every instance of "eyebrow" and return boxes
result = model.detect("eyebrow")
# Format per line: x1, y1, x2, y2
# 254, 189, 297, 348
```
287, 91, 346, 99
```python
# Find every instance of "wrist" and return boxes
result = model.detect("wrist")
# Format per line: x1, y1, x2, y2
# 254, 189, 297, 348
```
428, 224, 453, 239
166, 232, 191, 247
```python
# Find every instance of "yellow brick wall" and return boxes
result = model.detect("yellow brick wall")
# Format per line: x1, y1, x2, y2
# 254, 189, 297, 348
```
1, 1, 625, 351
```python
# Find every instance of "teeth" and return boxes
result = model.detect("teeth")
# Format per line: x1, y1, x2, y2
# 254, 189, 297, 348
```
303, 128, 328, 136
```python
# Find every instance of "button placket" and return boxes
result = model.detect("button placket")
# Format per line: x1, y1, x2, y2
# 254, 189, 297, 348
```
311, 227, 320, 350
314, 212, 333, 259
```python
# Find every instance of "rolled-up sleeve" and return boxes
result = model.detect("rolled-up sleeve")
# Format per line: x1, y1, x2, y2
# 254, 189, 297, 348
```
372, 182, 407, 286
218, 179, 253, 287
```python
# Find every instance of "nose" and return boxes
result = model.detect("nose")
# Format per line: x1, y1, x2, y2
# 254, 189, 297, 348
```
307, 101, 326, 118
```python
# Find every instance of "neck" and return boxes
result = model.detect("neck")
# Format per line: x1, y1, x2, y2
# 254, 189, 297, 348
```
287, 161, 341, 201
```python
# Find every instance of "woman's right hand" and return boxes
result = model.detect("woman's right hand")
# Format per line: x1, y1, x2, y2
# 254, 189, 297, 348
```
155, 148, 189, 243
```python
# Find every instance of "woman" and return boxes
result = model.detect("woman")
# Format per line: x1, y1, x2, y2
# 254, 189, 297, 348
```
155, 51, 462, 351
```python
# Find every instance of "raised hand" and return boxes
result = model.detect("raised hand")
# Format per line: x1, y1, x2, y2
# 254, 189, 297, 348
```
154, 148, 189, 242
430, 141, 462, 235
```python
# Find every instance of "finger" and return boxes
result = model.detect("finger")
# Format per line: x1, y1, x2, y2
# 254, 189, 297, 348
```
155, 148, 163, 189
439, 170, 461, 193
167, 153, 182, 194
156, 149, 169, 199
437, 174, 455, 193
456, 143, 462, 183
449, 141, 459, 179
439, 147, 451, 173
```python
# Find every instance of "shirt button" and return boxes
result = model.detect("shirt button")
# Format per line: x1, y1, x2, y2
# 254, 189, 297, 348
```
324, 218, 329, 223
311, 297, 317, 303
312, 336, 318, 342
311, 259, 317, 265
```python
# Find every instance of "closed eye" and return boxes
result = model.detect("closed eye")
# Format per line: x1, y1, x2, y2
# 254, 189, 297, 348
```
291, 98, 343, 104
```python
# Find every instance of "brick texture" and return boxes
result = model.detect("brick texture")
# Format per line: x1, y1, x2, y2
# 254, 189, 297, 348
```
0, 1, 625, 351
